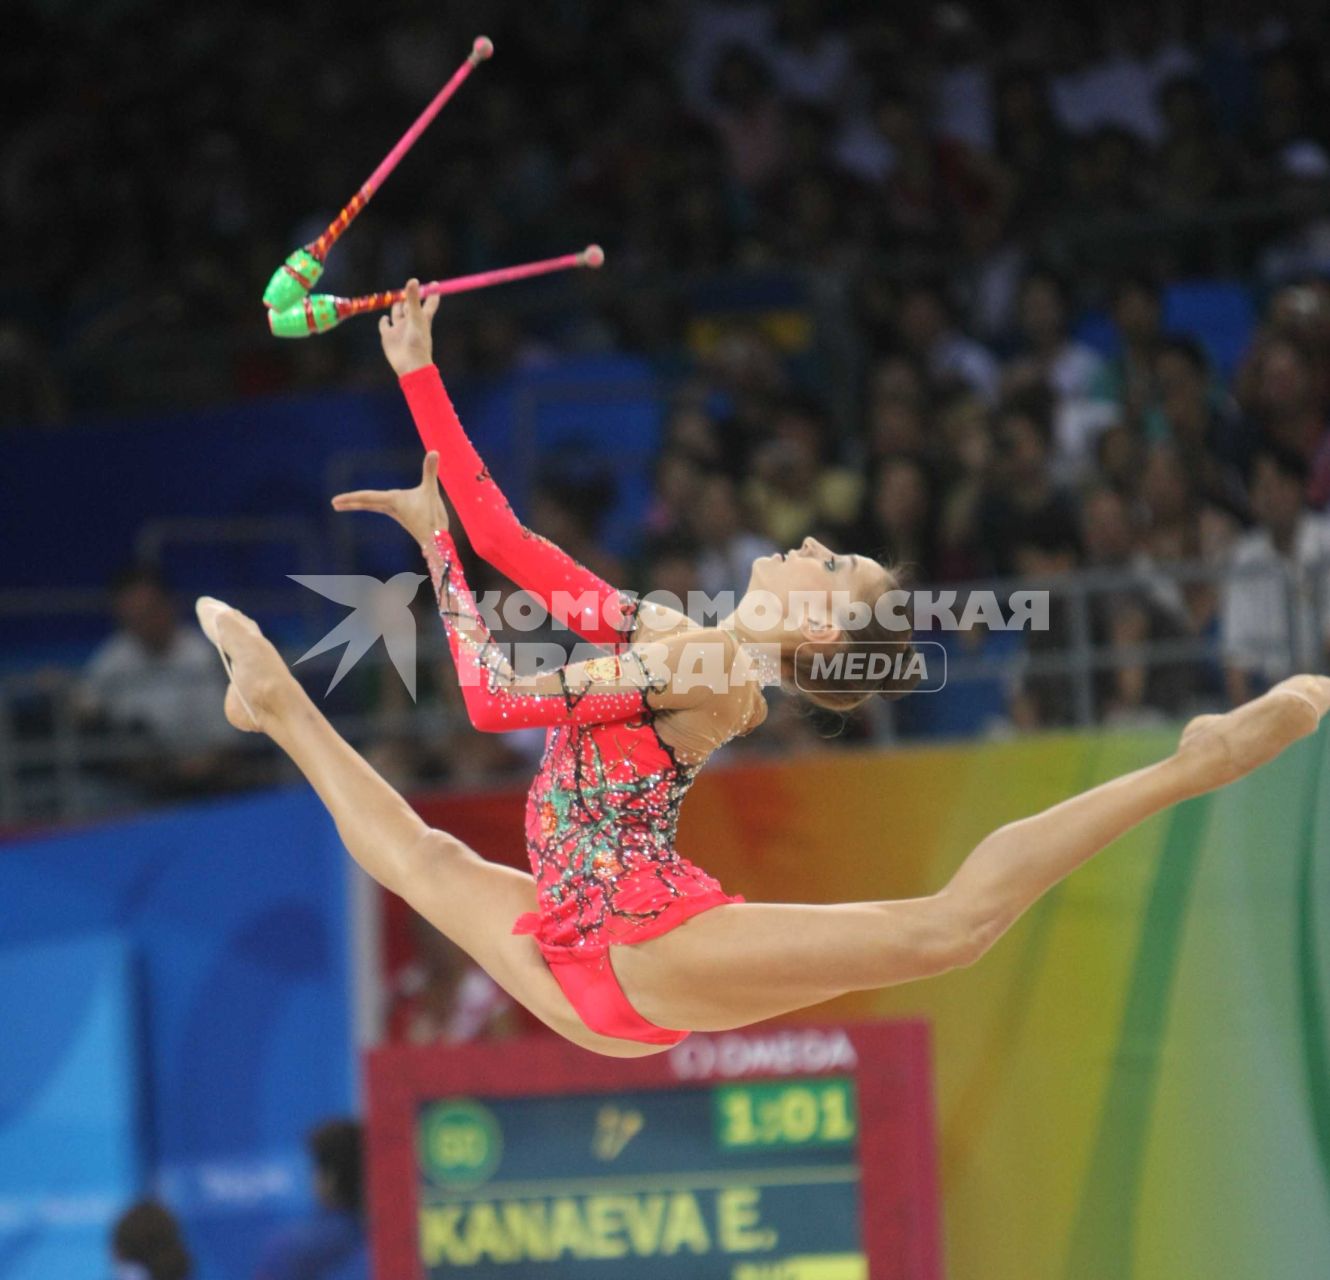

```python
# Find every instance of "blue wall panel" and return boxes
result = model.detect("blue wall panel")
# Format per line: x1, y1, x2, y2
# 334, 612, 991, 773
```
0, 935, 140, 1279
0, 788, 355, 1280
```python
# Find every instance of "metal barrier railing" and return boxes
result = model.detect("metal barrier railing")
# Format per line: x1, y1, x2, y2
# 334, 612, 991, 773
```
0, 553, 1325, 826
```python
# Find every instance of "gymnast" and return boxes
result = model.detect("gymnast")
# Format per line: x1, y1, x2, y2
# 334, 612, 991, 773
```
197, 281, 1330, 1059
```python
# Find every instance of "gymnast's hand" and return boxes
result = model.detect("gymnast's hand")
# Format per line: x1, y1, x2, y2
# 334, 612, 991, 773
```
331, 451, 450, 546
379, 277, 440, 377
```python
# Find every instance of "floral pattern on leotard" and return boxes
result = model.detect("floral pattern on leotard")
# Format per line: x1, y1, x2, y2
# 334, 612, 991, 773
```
425, 533, 739, 956
519, 717, 732, 955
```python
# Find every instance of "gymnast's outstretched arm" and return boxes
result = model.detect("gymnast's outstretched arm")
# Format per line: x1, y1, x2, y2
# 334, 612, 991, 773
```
424, 526, 717, 732
332, 452, 721, 734
382, 280, 636, 650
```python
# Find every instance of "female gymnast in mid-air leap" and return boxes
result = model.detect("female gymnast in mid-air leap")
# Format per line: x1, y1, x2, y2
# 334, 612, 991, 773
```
198, 280, 1330, 1059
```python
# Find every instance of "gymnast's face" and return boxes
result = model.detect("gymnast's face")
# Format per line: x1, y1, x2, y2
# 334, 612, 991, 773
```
745, 537, 889, 637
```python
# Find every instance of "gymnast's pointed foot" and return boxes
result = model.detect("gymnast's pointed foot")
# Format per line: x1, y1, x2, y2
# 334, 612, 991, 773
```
196, 596, 294, 734
1176, 675, 1330, 794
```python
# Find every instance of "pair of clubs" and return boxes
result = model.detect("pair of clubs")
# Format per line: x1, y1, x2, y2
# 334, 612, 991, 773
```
262, 34, 603, 338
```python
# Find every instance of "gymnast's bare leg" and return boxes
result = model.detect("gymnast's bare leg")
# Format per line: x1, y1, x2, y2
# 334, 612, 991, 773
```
613, 676, 1330, 1031
204, 602, 1328, 1052
201, 604, 663, 1057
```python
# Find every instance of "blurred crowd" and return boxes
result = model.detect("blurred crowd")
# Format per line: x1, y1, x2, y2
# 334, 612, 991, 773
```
639, 268, 1330, 741
7, 0, 1330, 812
7, 0, 1330, 415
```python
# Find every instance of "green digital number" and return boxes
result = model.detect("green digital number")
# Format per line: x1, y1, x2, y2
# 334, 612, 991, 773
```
714, 1078, 857, 1150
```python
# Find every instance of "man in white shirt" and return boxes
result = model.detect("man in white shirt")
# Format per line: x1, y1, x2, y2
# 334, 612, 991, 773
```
1222, 445, 1330, 704
81, 566, 238, 792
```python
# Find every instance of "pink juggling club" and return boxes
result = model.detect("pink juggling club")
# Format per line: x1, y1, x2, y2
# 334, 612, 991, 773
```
268, 247, 606, 338
262, 36, 494, 312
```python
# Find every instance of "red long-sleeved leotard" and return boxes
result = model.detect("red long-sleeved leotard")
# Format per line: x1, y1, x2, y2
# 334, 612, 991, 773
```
408, 370, 743, 960
400, 364, 636, 650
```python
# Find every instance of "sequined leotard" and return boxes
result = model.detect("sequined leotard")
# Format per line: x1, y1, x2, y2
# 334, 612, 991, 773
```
401, 366, 747, 1045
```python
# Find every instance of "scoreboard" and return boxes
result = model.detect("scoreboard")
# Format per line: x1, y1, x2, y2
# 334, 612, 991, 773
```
367, 1022, 941, 1279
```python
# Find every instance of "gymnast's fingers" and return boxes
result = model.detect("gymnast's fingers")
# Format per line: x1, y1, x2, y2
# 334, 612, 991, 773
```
423, 294, 440, 320
379, 314, 392, 334
330, 489, 392, 512
422, 451, 440, 486
406, 278, 421, 309
392, 298, 406, 323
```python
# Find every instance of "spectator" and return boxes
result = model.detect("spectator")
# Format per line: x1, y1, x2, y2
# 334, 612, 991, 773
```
993, 65, 1068, 238
111, 1200, 191, 1280
643, 536, 705, 619
743, 399, 862, 548
772, 168, 855, 269
388, 914, 519, 1044
894, 278, 1000, 402
1050, 4, 1196, 144
975, 388, 1081, 576
1132, 440, 1237, 657
934, 393, 994, 580
1007, 512, 1083, 731
1011, 268, 1113, 482
9, 5, 1330, 434
1082, 483, 1189, 627
853, 453, 938, 583
1079, 485, 1199, 722
1146, 337, 1252, 514
706, 44, 787, 193
766, 0, 851, 107
1245, 45, 1330, 187
1093, 420, 1148, 496
1137, 442, 1200, 561
663, 401, 725, 469
645, 448, 706, 543
78, 565, 240, 798
929, 3, 994, 152
1154, 76, 1236, 216
1235, 285, 1330, 452
1264, 282, 1330, 391
1221, 444, 1330, 705
1093, 275, 1164, 427
686, 473, 778, 604
254, 1120, 368, 1280
1241, 334, 1330, 506
1068, 126, 1153, 223
864, 354, 932, 460
699, 324, 791, 469
875, 89, 1011, 253
680, 0, 776, 114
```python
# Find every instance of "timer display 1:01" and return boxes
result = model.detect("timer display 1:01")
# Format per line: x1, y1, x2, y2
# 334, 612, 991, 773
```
713, 1078, 858, 1151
